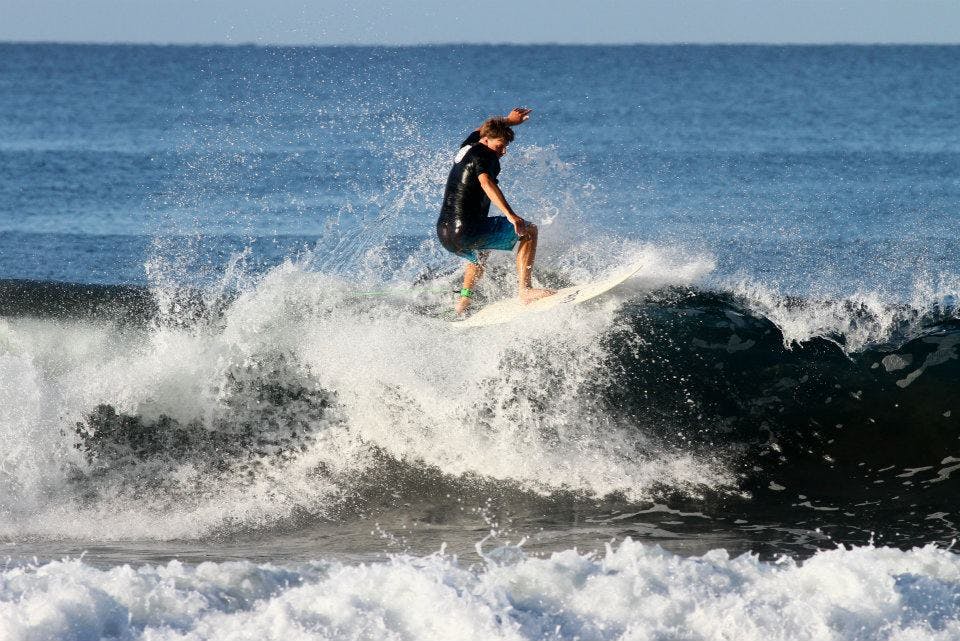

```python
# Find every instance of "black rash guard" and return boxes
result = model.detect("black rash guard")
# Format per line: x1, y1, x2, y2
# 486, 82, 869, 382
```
436, 131, 501, 248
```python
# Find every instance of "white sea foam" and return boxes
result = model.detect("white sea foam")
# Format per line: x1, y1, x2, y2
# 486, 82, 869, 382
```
3, 540, 960, 640
0, 246, 729, 541
730, 273, 960, 353
731, 279, 905, 351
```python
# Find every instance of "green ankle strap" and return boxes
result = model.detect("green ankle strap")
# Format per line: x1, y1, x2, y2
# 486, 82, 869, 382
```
460, 288, 473, 298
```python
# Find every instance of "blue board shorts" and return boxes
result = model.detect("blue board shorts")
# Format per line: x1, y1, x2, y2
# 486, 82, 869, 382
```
444, 216, 519, 264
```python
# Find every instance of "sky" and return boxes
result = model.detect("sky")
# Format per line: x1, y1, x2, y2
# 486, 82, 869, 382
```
2, 0, 959, 45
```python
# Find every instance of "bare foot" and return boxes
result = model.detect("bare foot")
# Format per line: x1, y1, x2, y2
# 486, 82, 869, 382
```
455, 296, 472, 315
520, 287, 556, 304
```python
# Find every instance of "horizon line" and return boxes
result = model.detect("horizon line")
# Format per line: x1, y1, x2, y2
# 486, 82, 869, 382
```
2, 39, 960, 48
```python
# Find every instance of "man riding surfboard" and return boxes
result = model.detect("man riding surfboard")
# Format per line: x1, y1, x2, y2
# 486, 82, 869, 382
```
436, 107, 555, 315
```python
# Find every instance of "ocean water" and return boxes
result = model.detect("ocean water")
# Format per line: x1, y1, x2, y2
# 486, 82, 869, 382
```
2, 43, 960, 639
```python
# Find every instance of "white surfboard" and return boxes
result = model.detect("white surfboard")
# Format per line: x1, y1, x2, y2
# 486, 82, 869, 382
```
453, 260, 644, 328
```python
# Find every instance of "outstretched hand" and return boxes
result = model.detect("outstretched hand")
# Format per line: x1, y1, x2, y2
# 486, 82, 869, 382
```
505, 107, 532, 125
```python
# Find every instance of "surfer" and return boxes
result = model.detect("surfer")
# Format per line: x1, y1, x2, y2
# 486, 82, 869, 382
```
437, 108, 556, 314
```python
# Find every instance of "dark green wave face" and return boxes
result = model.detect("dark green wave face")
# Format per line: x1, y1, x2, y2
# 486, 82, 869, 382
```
599, 289, 960, 554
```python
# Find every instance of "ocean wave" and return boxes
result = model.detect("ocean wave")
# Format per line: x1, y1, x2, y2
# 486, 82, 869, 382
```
1, 249, 958, 542
0, 250, 731, 540
3, 540, 960, 640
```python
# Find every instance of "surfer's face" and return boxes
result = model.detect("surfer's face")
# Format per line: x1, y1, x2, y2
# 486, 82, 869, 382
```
482, 137, 509, 158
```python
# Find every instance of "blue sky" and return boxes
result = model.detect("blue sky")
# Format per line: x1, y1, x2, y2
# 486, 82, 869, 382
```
2, 0, 959, 45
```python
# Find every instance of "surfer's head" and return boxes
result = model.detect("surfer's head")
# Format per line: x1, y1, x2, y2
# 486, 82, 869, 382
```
479, 117, 514, 157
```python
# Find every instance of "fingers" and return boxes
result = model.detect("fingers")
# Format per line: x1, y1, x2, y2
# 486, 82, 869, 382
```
508, 107, 532, 123
514, 218, 528, 238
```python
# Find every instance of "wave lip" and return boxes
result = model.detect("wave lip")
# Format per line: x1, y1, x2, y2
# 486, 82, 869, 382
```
730, 276, 960, 352
4, 540, 960, 640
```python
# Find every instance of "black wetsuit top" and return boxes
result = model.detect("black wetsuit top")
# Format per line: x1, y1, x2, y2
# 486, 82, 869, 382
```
436, 131, 501, 250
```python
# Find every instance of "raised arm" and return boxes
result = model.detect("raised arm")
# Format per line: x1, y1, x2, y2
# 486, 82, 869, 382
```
475, 107, 532, 131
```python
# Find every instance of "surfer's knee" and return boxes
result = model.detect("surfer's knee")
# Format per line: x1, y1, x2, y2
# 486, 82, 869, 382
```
520, 223, 538, 244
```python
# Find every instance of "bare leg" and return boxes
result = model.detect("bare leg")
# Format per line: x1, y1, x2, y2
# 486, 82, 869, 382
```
455, 252, 487, 315
516, 224, 555, 303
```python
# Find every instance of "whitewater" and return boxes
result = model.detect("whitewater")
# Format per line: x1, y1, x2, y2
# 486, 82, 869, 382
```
0, 246, 726, 540
7, 541, 960, 640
